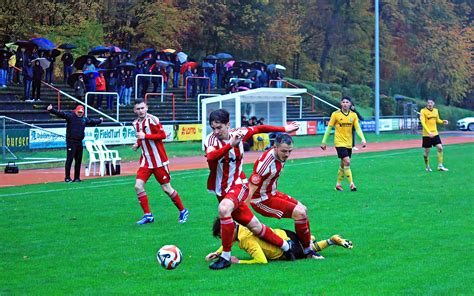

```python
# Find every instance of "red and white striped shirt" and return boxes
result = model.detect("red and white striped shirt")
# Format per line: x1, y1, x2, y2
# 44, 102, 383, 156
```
205, 125, 285, 196
249, 148, 284, 203
133, 114, 169, 169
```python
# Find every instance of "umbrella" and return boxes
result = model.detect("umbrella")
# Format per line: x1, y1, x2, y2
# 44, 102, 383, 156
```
267, 64, 286, 72
32, 58, 51, 70
67, 71, 84, 87
180, 61, 198, 74
117, 62, 136, 70
84, 70, 99, 78
59, 43, 77, 50
215, 52, 233, 60
176, 52, 188, 63
5, 43, 18, 52
14, 40, 37, 50
30, 38, 55, 50
155, 60, 173, 67
251, 61, 267, 70
225, 60, 235, 69
201, 62, 214, 68
0, 49, 13, 59
39, 48, 61, 58
205, 54, 218, 60
234, 60, 251, 69
161, 48, 176, 53
136, 48, 155, 61
109, 46, 122, 53
88, 45, 110, 55
74, 55, 98, 69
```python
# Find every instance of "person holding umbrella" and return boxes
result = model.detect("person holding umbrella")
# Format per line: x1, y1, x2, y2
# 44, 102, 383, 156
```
31, 59, 44, 101
61, 49, 74, 84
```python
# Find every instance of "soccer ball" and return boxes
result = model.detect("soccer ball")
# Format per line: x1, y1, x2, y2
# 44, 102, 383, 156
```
156, 245, 182, 270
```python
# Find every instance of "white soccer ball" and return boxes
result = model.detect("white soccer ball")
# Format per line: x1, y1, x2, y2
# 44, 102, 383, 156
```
156, 245, 182, 270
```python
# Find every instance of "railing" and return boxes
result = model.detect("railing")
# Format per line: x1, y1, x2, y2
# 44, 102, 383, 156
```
287, 96, 303, 119
144, 93, 176, 121
185, 76, 210, 102
84, 92, 120, 121
197, 94, 219, 121
135, 74, 164, 102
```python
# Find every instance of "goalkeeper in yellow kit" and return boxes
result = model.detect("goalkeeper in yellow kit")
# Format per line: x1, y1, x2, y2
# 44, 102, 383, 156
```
419, 99, 449, 172
206, 218, 352, 264
321, 97, 366, 191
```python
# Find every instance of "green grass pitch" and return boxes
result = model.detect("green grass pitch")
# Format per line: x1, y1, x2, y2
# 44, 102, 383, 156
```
1, 143, 473, 295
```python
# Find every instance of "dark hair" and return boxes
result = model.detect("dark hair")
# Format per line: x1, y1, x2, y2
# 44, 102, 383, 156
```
209, 109, 230, 126
275, 133, 293, 146
134, 99, 146, 106
212, 217, 221, 238
341, 96, 352, 102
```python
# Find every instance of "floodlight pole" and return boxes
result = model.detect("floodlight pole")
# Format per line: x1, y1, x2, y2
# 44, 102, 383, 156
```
375, 0, 380, 134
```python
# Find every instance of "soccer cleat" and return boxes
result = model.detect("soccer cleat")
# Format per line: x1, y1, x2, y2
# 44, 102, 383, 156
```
282, 240, 296, 261
136, 213, 154, 225
178, 208, 189, 224
330, 235, 353, 249
209, 256, 231, 270
425, 166, 432, 172
73, 178, 81, 182
350, 184, 357, 191
305, 249, 325, 260
65, 178, 72, 183
437, 165, 449, 172
335, 184, 343, 191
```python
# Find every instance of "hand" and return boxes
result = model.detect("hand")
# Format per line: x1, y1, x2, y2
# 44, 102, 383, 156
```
229, 131, 243, 147
284, 121, 299, 133
205, 252, 219, 262
428, 132, 434, 138
132, 143, 139, 151
231, 256, 240, 264
361, 140, 366, 148
136, 131, 146, 140
100, 117, 104, 122
320, 144, 327, 151
47, 104, 53, 111
443, 120, 449, 126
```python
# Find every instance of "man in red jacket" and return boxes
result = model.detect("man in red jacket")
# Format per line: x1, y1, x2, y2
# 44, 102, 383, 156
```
95, 71, 106, 109
132, 99, 189, 225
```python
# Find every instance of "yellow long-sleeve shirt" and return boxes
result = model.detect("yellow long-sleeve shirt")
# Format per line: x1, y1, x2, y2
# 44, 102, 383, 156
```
215, 226, 290, 264
420, 107, 444, 136
322, 110, 365, 148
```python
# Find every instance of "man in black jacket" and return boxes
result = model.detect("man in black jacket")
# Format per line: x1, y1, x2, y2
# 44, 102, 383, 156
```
47, 104, 103, 182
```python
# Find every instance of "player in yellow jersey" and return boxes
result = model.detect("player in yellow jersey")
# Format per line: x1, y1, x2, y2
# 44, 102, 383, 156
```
419, 99, 449, 172
321, 97, 366, 191
206, 218, 353, 264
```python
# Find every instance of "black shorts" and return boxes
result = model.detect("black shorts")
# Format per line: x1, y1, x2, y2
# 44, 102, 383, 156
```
336, 147, 352, 159
283, 229, 305, 260
422, 135, 442, 148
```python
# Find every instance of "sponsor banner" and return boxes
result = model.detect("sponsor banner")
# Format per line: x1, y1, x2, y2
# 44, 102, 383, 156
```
317, 120, 328, 134
307, 121, 317, 135
379, 119, 393, 131
287, 121, 307, 136
30, 128, 66, 149
391, 118, 400, 131
6, 129, 30, 151
361, 120, 376, 132
177, 124, 202, 141
162, 125, 174, 142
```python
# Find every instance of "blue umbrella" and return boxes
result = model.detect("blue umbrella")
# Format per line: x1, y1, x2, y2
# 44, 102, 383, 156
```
155, 60, 173, 67
59, 43, 76, 50
88, 45, 110, 55
215, 52, 233, 60
205, 54, 218, 60
84, 70, 99, 78
201, 62, 214, 68
117, 62, 136, 70
30, 38, 55, 50
136, 48, 156, 61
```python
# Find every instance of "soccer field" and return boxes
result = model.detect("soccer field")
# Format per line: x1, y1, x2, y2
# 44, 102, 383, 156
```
1, 143, 473, 295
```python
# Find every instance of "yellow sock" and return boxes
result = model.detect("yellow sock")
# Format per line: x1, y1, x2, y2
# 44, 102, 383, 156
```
337, 168, 344, 184
424, 156, 429, 167
313, 240, 330, 252
437, 151, 443, 166
344, 166, 353, 184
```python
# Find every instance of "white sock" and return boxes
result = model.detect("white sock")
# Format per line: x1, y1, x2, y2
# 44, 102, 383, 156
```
221, 251, 231, 261
281, 240, 290, 252
327, 239, 334, 245
303, 247, 312, 254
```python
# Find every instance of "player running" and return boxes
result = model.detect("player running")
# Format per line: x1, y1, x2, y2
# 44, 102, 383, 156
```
205, 109, 299, 270
132, 99, 189, 224
419, 99, 449, 172
247, 133, 321, 258
321, 96, 366, 191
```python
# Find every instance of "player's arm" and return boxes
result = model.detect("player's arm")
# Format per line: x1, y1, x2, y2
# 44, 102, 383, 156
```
436, 111, 448, 125
206, 132, 242, 161
205, 246, 223, 261
137, 122, 167, 140
47, 104, 69, 120
353, 117, 366, 147
321, 113, 336, 150
235, 238, 268, 264
242, 122, 299, 142
246, 181, 258, 206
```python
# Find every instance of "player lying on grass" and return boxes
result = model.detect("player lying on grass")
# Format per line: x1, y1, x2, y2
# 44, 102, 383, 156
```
247, 133, 321, 258
206, 218, 353, 264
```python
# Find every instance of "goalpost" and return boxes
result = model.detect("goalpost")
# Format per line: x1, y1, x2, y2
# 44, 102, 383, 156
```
200, 88, 307, 148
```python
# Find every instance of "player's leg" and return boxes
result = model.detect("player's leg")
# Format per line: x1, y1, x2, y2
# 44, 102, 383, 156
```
313, 234, 353, 251
209, 198, 235, 270
336, 161, 345, 191
64, 142, 75, 182
135, 168, 154, 224
153, 166, 189, 223
435, 140, 448, 171
422, 137, 432, 171
341, 154, 357, 191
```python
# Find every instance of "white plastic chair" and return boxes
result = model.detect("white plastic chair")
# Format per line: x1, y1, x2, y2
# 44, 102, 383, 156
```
85, 140, 111, 176
94, 140, 121, 170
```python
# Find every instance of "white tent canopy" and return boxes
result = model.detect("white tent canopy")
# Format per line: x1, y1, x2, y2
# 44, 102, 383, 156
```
201, 87, 307, 147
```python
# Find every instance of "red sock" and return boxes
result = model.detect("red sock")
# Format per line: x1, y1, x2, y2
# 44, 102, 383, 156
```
168, 190, 185, 211
295, 218, 311, 249
258, 224, 284, 248
137, 191, 151, 214
220, 217, 234, 252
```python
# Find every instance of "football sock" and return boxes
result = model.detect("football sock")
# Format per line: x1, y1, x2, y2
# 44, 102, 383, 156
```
168, 190, 185, 211
424, 155, 429, 167
258, 224, 286, 250
220, 217, 234, 252
295, 218, 311, 249
437, 151, 443, 166
137, 191, 151, 214
337, 167, 344, 183
313, 239, 331, 252
221, 251, 231, 261
344, 166, 353, 184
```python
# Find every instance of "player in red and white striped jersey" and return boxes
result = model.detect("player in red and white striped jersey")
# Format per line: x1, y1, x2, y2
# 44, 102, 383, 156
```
248, 133, 321, 258
132, 100, 189, 225
204, 109, 299, 270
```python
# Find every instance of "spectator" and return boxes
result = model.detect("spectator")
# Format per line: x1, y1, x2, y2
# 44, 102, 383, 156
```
15, 47, 28, 85
151, 63, 165, 93
95, 71, 106, 109
216, 61, 224, 89
118, 68, 126, 106
31, 60, 44, 101
257, 117, 265, 125
83, 58, 96, 72
123, 70, 133, 105
141, 59, 151, 98
191, 67, 199, 98
61, 49, 74, 84
241, 115, 249, 127
249, 116, 258, 126
7, 51, 15, 86
106, 71, 118, 110
85, 72, 96, 106
172, 55, 181, 87
0, 50, 9, 87
74, 75, 86, 102
45, 51, 55, 84
22, 60, 33, 101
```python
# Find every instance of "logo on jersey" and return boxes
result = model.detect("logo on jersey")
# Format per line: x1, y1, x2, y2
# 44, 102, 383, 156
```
250, 174, 262, 184
220, 157, 237, 163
